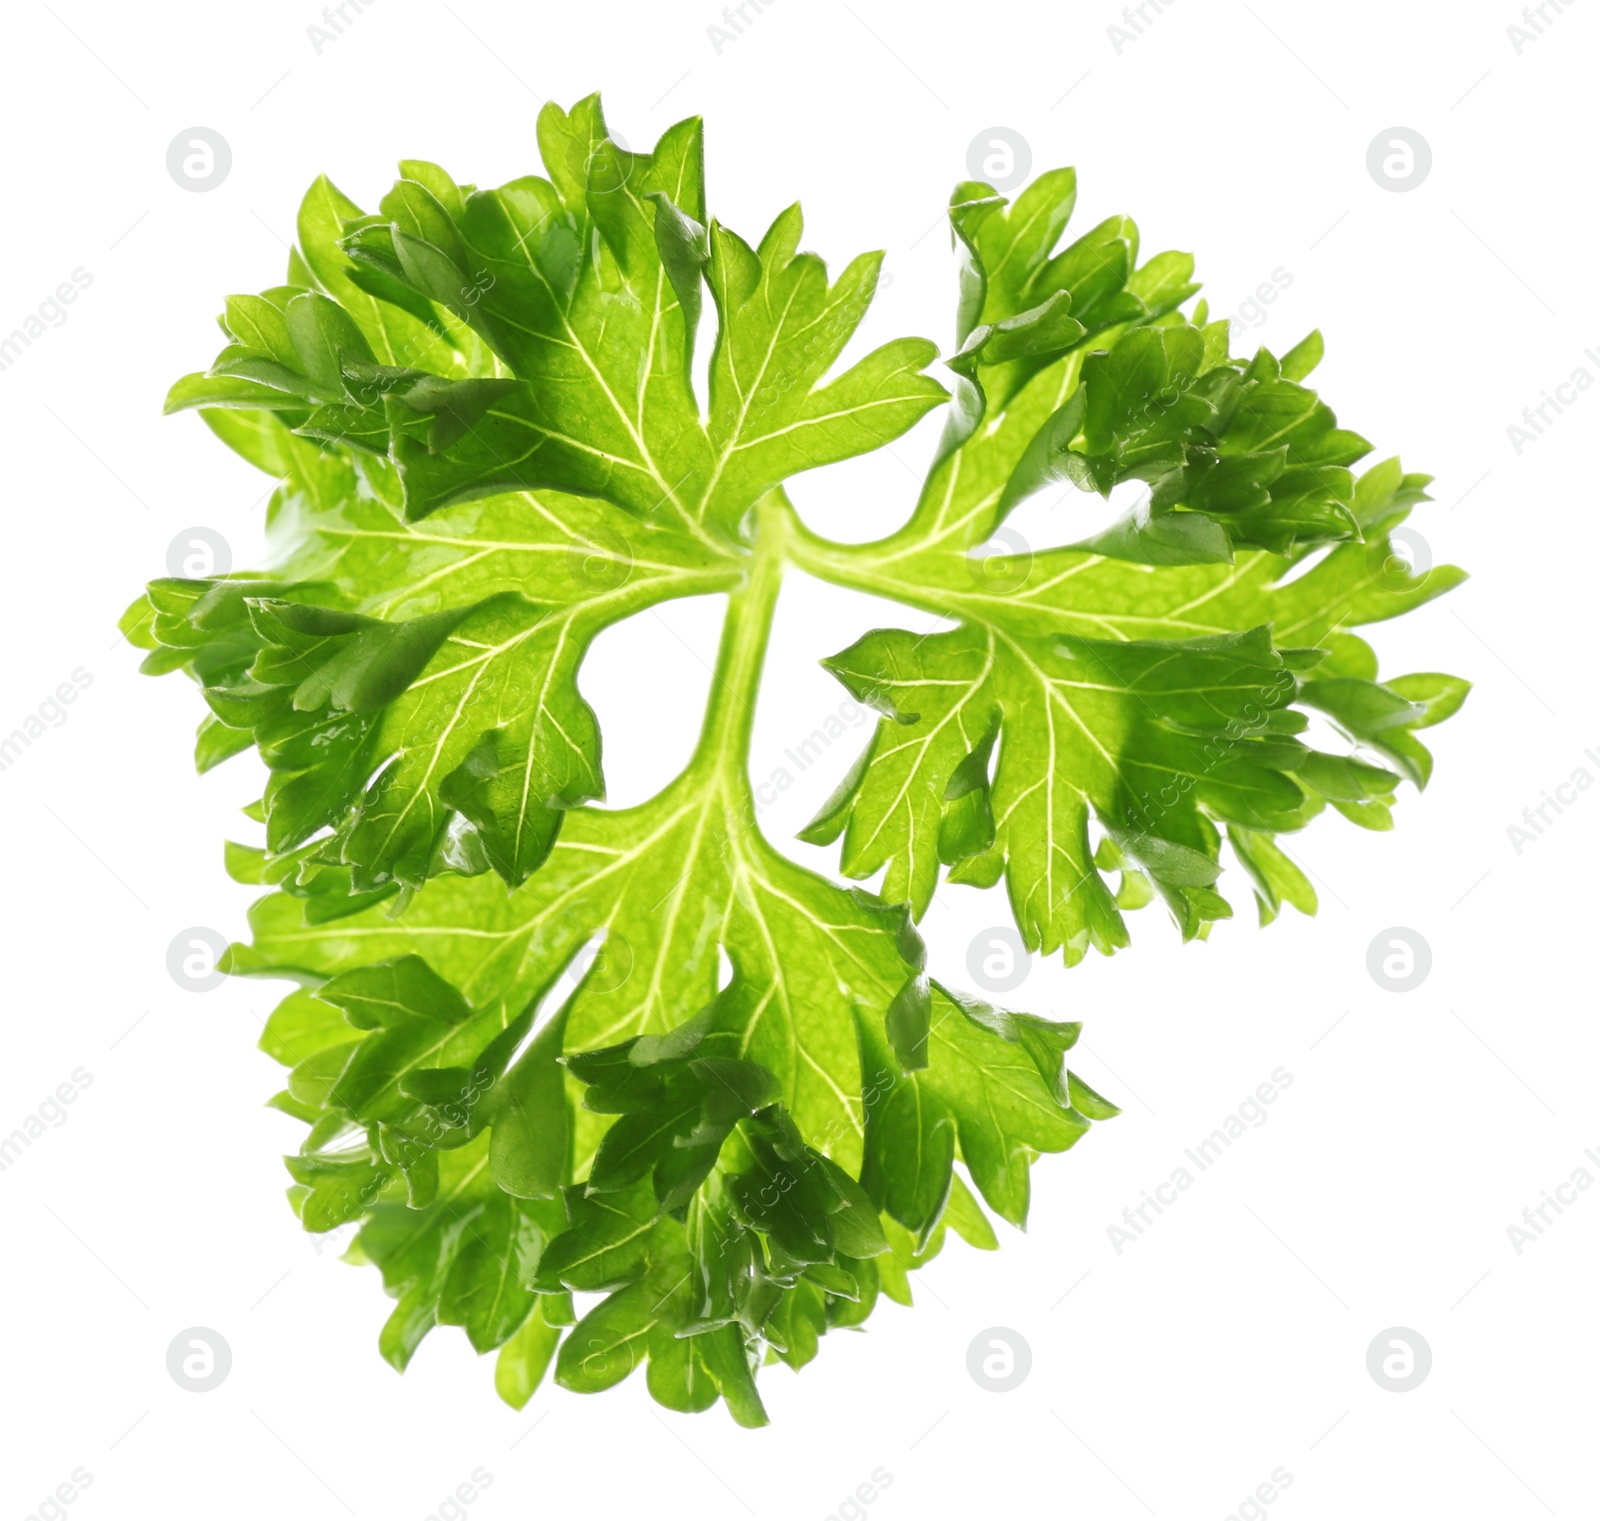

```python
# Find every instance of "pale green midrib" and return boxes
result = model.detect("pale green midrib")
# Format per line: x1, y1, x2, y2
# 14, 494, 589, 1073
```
684, 491, 792, 785
650, 477, 1153, 819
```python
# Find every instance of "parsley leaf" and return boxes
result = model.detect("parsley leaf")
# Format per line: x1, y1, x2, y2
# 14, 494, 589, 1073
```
125, 99, 1466, 1423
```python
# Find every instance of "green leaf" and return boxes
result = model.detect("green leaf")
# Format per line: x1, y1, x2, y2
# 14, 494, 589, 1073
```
817, 619, 1315, 954
318, 954, 471, 1029
495, 1298, 564, 1410
131, 496, 741, 891
535, 1183, 660, 1293
259, 988, 355, 1067
436, 1189, 547, 1352
489, 1005, 570, 1199
360, 114, 942, 535
358, 1138, 562, 1368
130, 103, 1468, 1423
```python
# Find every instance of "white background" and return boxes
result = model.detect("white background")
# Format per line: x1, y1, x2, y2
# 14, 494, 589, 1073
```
1, 1, 1595, 1517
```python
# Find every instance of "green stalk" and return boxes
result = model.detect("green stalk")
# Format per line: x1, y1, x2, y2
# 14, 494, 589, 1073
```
687, 491, 792, 787
776, 497, 966, 625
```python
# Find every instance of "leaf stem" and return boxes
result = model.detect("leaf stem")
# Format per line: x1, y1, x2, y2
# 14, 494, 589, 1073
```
776, 500, 959, 624
689, 492, 792, 782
